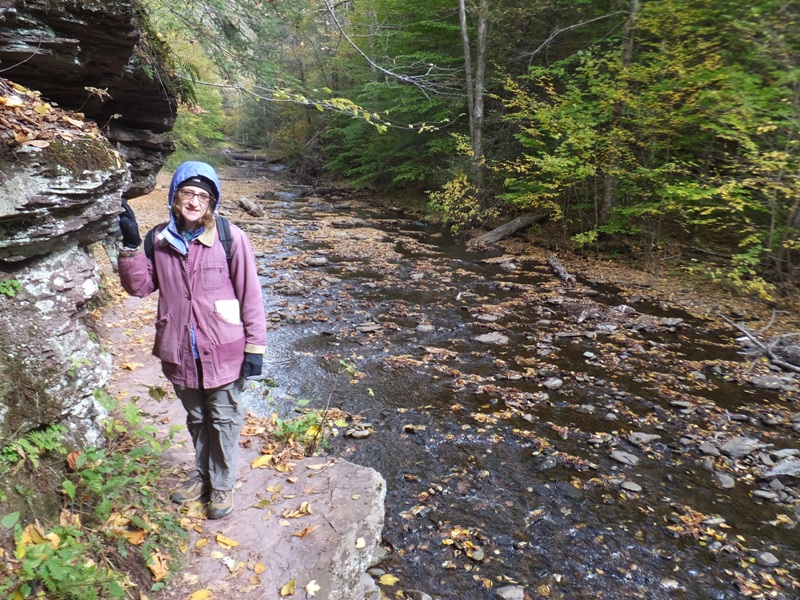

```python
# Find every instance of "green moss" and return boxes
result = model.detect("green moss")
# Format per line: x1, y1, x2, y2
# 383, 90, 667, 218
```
42, 139, 118, 175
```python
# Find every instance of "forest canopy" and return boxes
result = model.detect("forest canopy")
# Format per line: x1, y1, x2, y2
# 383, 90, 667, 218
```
144, 0, 800, 297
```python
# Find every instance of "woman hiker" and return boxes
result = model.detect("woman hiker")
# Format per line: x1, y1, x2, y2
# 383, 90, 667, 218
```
117, 161, 267, 519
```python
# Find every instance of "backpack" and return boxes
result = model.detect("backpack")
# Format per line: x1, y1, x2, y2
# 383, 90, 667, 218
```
144, 216, 233, 268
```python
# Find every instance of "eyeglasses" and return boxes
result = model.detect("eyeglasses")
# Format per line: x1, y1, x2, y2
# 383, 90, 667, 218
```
177, 188, 212, 204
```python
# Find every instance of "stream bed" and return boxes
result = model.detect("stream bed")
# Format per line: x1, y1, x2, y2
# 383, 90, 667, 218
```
236, 165, 800, 600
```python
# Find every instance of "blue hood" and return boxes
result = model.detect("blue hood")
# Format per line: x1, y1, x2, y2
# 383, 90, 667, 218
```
168, 161, 222, 210
158, 161, 222, 256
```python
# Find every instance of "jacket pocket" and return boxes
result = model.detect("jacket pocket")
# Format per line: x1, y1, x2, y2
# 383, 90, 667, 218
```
153, 314, 182, 365
207, 310, 246, 346
201, 262, 228, 290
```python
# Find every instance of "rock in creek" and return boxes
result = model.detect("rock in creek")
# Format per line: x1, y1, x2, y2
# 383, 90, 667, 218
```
720, 436, 770, 459
628, 432, 661, 447
496, 585, 526, 600
762, 459, 800, 480
751, 375, 789, 390
611, 450, 640, 467
715, 472, 736, 489
474, 332, 510, 345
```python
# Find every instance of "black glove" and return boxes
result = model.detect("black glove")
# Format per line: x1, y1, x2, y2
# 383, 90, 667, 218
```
243, 353, 263, 378
119, 198, 142, 248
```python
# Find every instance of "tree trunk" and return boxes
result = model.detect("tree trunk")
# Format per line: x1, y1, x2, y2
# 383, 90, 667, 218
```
599, 0, 638, 225
458, 0, 489, 192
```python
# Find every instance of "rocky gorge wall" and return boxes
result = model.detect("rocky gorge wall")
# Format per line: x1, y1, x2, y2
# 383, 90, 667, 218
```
0, 0, 179, 446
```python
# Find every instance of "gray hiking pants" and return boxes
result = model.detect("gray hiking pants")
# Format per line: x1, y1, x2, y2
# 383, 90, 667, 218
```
173, 373, 245, 491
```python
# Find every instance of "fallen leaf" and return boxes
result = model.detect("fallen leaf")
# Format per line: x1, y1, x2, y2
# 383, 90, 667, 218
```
379, 574, 399, 586
189, 590, 212, 600
216, 534, 239, 549
355, 537, 366, 549
292, 525, 318, 538
252, 454, 274, 469
66, 451, 81, 471
305, 580, 321, 597
279, 579, 296, 596
196, 538, 209, 548
21, 139, 50, 148
122, 530, 146, 545
222, 556, 242, 573
253, 562, 265, 575
147, 550, 170, 581
122, 361, 144, 371
306, 462, 329, 471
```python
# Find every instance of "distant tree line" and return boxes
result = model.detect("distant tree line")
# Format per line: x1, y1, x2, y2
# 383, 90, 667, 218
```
145, 0, 800, 298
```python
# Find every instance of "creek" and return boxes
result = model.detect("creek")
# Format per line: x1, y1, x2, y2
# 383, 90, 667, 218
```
238, 165, 800, 600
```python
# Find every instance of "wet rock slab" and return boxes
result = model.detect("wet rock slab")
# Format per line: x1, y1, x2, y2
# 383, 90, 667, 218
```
177, 457, 386, 600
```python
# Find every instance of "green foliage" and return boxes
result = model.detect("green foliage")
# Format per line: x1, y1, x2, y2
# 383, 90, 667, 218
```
0, 425, 66, 470
427, 171, 499, 233
272, 409, 322, 447
0, 391, 184, 599
0, 278, 23, 298
494, 0, 800, 289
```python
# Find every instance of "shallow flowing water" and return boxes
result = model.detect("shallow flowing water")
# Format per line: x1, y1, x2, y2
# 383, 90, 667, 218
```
239, 165, 800, 600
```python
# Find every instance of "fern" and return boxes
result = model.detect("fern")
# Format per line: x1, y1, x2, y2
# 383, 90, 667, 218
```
0, 425, 66, 469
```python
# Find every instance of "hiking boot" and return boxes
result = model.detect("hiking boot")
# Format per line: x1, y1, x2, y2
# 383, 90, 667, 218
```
208, 488, 234, 519
170, 475, 208, 503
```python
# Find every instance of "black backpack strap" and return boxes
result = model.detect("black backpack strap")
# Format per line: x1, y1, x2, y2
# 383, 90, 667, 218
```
144, 226, 158, 262
215, 216, 233, 268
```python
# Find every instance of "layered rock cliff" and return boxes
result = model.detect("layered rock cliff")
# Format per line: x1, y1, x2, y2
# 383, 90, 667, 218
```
0, 0, 179, 445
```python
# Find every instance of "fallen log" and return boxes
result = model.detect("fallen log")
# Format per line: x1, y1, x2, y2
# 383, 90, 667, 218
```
226, 151, 283, 163
720, 314, 800, 373
547, 252, 576, 287
238, 195, 264, 218
467, 210, 550, 248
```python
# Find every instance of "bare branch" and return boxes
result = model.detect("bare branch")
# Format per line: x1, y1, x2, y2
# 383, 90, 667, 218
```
321, 0, 456, 98
514, 11, 627, 67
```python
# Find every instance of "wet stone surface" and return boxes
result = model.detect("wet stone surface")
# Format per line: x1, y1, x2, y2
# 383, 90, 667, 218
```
224, 165, 800, 599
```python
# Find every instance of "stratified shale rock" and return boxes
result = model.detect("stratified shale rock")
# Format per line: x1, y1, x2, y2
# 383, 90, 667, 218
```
0, 0, 181, 196
0, 0, 180, 444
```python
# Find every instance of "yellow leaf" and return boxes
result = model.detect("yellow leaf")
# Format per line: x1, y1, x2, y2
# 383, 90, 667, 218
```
34, 104, 50, 114
122, 530, 146, 545
251, 454, 274, 469
379, 574, 399, 586
305, 580, 321, 597
292, 525, 318, 538
279, 579, 296, 596
253, 562, 265, 575
196, 538, 209, 548
283, 502, 312, 519
122, 361, 144, 371
355, 537, 366, 549
147, 550, 170, 581
216, 534, 239, 549
306, 462, 329, 471
189, 591, 212, 600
